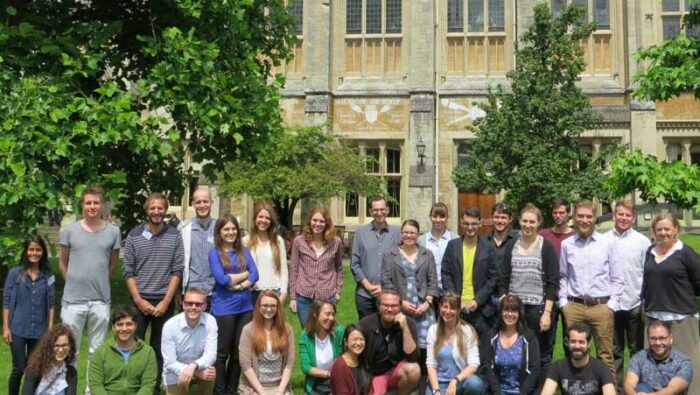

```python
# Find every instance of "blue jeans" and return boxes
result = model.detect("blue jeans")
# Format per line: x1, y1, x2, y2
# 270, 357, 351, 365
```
425, 375, 487, 395
635, 383, 654, 393
296, 295, 336, 327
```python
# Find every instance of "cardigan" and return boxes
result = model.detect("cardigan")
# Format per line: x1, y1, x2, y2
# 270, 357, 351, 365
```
381, 246, 440, 302
478, 327, 540, 395
330, 356, 369, 395
499, 236, 559, 303
299, 325, 344, 394
425, 323, 480, 370
641, 242, 700, 315
238, 322, 295, 394
89, 338, 157, 395
22, 364, 78, 395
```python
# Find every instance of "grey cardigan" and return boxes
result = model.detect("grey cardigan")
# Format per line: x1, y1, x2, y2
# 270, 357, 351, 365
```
381, 246, 440, 301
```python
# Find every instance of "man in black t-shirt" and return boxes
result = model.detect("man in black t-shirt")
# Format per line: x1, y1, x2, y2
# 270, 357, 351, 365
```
359, 289, 421, 395
542, 322, 616, 395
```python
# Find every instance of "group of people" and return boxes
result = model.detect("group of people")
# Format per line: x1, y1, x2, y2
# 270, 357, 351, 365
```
2, 186, 700, 395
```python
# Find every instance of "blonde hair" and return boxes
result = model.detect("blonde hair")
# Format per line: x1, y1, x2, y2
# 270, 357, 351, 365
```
248, 203, 282, 274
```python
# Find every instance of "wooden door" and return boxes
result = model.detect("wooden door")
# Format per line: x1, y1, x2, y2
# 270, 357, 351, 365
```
458, 191, 496, 236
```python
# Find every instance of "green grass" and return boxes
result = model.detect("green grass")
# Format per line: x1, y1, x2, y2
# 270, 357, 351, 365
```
2, 233, 699, 394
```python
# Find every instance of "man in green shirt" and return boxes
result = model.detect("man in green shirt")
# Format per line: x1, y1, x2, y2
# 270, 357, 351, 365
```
89, 305, 158, 395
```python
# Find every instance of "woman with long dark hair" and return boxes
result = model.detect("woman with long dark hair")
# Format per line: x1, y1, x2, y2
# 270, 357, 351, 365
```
299, 298, 344, 395
3, 236, 55, 395
426, 292, 485, 395
22, 324, 77, 395
238, 290, 295, 394
242, 203, 288, 303
289, 206, 344, 326
330, 324, 372, 395
479, 295, 540, 395
208, 214, 259, 395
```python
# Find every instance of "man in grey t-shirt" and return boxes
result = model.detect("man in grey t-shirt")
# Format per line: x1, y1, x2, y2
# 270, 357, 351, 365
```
59, 185, 121, 389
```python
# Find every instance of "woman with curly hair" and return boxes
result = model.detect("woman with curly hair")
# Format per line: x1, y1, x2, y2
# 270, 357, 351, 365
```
22, 324, 77, 395
289, 206, 344, 326
3, 236, 55, 395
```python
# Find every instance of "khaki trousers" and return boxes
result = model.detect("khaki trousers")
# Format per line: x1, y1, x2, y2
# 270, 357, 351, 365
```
166, 378, 215, 395
562, 302, 615, 375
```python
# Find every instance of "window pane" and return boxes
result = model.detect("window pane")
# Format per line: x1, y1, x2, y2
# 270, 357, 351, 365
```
448, 0, 464, 32
468, 0, 484, 32
489, 0, 505, 31
687, 22, 700, 39
345, 193, 359, 217
688, 0, 700, 11
663, 16, 682, 39
386, 148, 401, 173
289, 0, 303, 35
666, 144, 682, 162
386, 0, 402, 33
551, 0, 566, 18
594, 0, 609, 29
366, 147, 380, 173
366, 0, 382, 34
458, 142, 472, 167
347, 0, 361, 34
663, 0, 680, 12
387, 178, 401, 217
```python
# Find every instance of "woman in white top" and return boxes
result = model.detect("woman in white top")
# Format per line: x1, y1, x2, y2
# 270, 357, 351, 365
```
243, 203, 288, 304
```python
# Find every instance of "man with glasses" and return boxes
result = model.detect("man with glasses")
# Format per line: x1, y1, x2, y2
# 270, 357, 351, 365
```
351, 196, 401, 319
161, 287, 217, 395
359, 289, 421, 395
441, 207, 498, 336
623, 320, 693, 395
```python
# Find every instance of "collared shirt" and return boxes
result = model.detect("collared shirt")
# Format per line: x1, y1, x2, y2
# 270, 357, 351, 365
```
605, 227, 651, 311
417, 229, 458, 284
559, 231, 623, 311
289, 236, 344, 300
350, 221, 401, 299
161, 312, 218, 386
645, 240, 700, 320
3, 268, 55, 339
627, 348, 693, 391
187, 217, 216, 292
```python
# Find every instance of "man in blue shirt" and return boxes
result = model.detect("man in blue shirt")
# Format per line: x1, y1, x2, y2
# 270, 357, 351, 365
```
624, 320, 693, 395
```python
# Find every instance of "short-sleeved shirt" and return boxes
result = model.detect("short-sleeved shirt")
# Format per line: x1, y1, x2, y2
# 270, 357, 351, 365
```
547, 357, 614, 395
359, 313, 420, 375
627, 348, 693, 392
60, 221, 121, 303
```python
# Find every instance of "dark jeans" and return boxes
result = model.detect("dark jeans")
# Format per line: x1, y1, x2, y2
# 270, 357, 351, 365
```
355, 292, 377, 320
214, 311, 253, 395
551, 304, 569, 358
460, 308, 494, 337
133, 297, 175, 391
523, 304, 555, 385
613, 307, 643, 388
9, 334, 39, 395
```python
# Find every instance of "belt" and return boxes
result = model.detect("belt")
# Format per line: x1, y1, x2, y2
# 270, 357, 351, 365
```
568, 296, 610, 306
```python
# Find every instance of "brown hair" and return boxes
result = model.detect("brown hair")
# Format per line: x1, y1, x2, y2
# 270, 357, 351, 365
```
81, 185, 104, 204
302, 206, 336, 243
433, 292, 475, 359
248, 203, 282, 274
519, 203, 543, 225
399, 219, 420, 246
26, 325, 77, 377
614, 199, 635, 214
214, 214, 246, 272
251, 290, 290, 355
574, 199, 596, 216
304, 298, 337, 337
144, 192, 169, 211
651, 211, 681, 236
429, 202, 448, 218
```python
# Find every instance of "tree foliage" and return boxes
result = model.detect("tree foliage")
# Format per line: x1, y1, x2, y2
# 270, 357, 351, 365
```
633, 2, 700, 100
0, 1, 295, 263
452, 3, 615, 224
218, 127, 385, 228
606, 149, 700, 212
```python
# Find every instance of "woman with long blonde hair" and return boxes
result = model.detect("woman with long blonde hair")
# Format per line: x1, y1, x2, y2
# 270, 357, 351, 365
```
242, 203, 288, 303
289, 206, 344, 326
238, 290, 295, 394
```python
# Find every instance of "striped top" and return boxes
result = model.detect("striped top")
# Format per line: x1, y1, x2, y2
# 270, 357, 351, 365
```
123, 223, 184, 299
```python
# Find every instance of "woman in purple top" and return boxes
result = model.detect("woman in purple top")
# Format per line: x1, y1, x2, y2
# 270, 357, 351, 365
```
208, 214, 259, 395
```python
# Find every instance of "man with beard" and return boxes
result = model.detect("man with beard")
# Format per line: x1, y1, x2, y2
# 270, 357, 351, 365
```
359, 289, 421, 395
559, 200, 622, 375
89, 305, 158, 394
161, 287, 217, 395
179, 188, 217, 297
623, 321, 693, 395
123, 192, 184, 392
542, 322, 616, 395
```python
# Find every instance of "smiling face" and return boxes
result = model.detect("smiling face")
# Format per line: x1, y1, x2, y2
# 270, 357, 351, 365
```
648, 325, 673, 361
112, 316, 137, 345
460, 215, 480, 238
344, 329, 366, 357
82, 193, 104, 220
519, 212, 540, 238
26, 241, 44, 264
147, 198, 167, 226
219, 221, 238, 245
400, 223, 419, 246
492, 211, 512, 233
192, 189, 212, 220
574, 206, 595, 238
316, 303, 336, 333
501, 307, 519, 329
254, 209, 272, 232
53, 335, 71, 363
310, 212, 326, 236
653, 218, 679, 247
379, 293, 401, 326
568, 330, 590, 361
259, 295, 279, 321
613, 205, 634, 233
430, 212, 447, 233
439, 299, 459, 325
370, 199, 388, 225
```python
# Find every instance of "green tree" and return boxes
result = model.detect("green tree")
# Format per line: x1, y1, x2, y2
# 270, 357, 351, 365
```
0, 1, 295, 262
218, 126, 385, 228
452, 3, 615, 224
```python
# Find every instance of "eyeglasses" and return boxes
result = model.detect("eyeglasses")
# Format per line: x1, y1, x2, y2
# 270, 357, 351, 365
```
461, 222, 480, 228
260, 304, 278, 310
183, 301, 205, 308
380, 303, 400, 310
649, 336, 670, 342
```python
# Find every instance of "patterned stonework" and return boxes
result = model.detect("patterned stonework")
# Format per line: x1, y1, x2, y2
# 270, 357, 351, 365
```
333, 97, 408, 132
438, 98, 487, 131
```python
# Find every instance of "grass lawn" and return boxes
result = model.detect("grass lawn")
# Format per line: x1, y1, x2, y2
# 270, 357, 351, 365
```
2, 234, 699, 394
